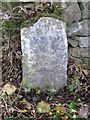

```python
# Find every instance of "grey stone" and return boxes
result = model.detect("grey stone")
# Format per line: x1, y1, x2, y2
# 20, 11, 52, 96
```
69, 55, 89, 65
71, 36, 89, 48
61, 1, 67, 9
21, 17, 68, 92
70, 36, 80, 41
0, 12, 10, 20
68, 38, 78, 47
67, 20, 90, 37
79, 37, 88, 48
89, 36, 90, 47
79, 1, 89, 10
82, 10, 90, 19
61, 2, 81, 22
68, 55, 83, 64
69, 47, 89, 57
79, 1, 90, 19
88, 1, 90, 10
23, 3, 35, 10
83, 58, 90, 65
73, 58, 83, 64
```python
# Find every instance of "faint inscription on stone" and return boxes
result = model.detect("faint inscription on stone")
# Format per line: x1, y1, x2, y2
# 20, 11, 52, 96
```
21, 17, 68, 92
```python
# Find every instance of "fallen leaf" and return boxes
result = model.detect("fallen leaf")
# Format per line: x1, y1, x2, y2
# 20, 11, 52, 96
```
2, 83, 16, 95
25, 102, 32, 110
37, 101, 50, 113
69, 101, 76, 110
21, 99, 31, 110
72, 114, 78, 118
36, 89, 41, 94
82, 69, 88, 76
61, 117, 68, 120
55, 106, 66, 115
76, 64, 81, 69
21, 98, 27, 103
69, 84, 74, 92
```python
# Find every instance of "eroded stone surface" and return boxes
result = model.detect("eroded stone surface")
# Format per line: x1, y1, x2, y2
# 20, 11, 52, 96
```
21, 17, 68, 92
69, 47, 89, 57
70, 36, 89, 48
79, 37, 88, 48
62, 2, 81, 22
82, 9, 90, 19
68, 38, 78, 47
67, 20, 90, 37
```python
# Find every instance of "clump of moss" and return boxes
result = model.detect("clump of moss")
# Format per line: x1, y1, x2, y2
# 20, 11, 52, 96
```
54, 7, 64, 16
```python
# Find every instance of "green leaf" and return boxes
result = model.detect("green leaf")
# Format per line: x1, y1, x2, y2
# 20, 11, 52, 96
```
4, 117, 13, 120
35, 89, 41, 94
72, 114, 78, 118
69, 101, 76, 110
69, 84, 74, 92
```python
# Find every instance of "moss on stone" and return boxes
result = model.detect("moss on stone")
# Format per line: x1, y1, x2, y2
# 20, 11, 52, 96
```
54, 7, 64, 16
21, 13, 63, 28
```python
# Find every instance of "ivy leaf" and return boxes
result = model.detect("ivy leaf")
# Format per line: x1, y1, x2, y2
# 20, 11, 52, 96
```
2, 83, 16, 95
72, 114, 78, 118
69, 84, 74, 92
36, 89, 41, 95
76, 64, 81, 69
69, 101, 76, 110
21, 98, 27, 103
37, 101, 50, 113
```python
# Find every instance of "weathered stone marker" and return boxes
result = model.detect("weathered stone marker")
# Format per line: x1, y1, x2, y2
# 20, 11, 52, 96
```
21, 17, 68, 92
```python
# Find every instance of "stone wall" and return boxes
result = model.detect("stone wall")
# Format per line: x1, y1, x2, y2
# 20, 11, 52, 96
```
21, 1, 89, 65
61, 1, 90, 64
2, 1, 89, 65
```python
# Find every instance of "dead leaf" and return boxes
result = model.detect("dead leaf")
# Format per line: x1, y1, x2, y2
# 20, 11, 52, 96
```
82, 69, 88, 76
79, 65, 88, 78
37, 101, 50, 113
21, 99, 31, 110
61, 117, 68, 120
55, 106, 66, 115
2, 83, 16, 95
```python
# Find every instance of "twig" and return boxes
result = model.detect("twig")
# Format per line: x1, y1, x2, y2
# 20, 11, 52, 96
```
12, 6, 26, 13
0, 96, 8, 112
